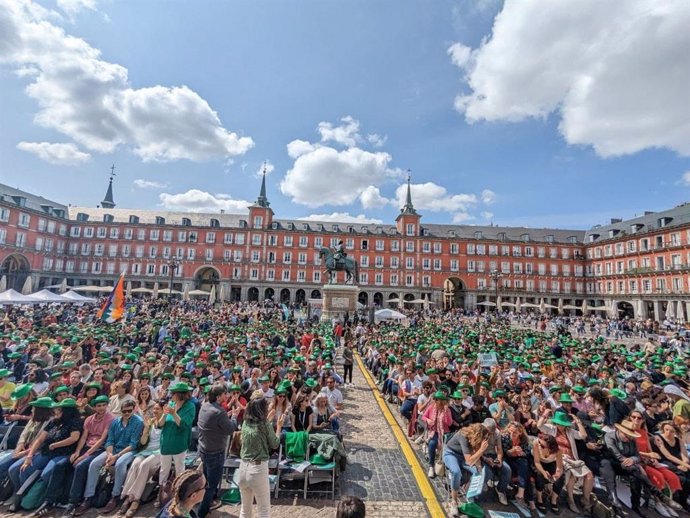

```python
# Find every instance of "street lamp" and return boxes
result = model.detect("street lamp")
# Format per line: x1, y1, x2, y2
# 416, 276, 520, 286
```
489, 269, 503, 312
167, 259, 179, 301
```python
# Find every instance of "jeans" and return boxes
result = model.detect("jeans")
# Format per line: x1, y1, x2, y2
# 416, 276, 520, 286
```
238, 460, 270, 518
343, 364, 353, 384
400, 399, 417, 420
198, 451, 225, 518
443, 448, 465, 491
0, 451, 16, 481
507, 456, 529, 488
428, 434, 439, 465
68, 450, 103, 503
8, 453, 68, 492
485, 459, 512, 494
84, 450, 135, 499
44, 457, 72, 505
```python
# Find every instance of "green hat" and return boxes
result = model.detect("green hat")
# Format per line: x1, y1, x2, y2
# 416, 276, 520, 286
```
549, 412, 573, 427
450, 391, 464, 400
588, 379, 601, 386
572, 385, 586, 394
591, 422, 604, 433
492, 389, 507, 398
425, 368, 438, 375
275, 388, 287, 396
559, 394, 574, 404
125, 353, 137, 362
433, 391, 448, 401
54, 385, 70, 395
85, 382, 102, 390
304, 378, 318, 389
29, 396, 55, 409
50, 372, 62, 380
609, 388, 626, 399
60, 361, 75, 369
458, 502, 484, 518
258, 375, 270, 382
162, 372, 174, 380
7, 353, 21, 360
56, 397, 77, 408
91, 395, 109, 405
0, 368, 11, 378
170, 382, 192, 393
228, 384, 241, 392
120, 364, 132, 371
11, 383, 33, 400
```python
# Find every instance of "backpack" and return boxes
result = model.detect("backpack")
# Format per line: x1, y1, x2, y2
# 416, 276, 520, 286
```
0, 472, 13, 502
92, 467, 114, 508
20, 478, 48, 511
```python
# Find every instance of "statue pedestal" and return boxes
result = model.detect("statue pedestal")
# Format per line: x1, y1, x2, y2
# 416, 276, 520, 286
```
320, 284, 359, 323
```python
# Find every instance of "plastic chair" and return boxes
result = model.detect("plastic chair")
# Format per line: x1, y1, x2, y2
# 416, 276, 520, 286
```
303, 447, 337, 500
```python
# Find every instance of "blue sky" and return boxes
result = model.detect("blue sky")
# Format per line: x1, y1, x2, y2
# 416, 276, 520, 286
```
1, 0, 688, 229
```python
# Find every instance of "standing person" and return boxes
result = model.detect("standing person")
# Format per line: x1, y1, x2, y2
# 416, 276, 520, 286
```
238, 394, 282, 518
342, 342, 354, 387
158, 383, 196, 506
197, 384, 239, 518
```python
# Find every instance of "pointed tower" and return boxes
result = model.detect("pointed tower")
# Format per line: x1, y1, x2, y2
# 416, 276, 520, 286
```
100, 165, 116, 209
248, 163, 274, 229
395, 172, 421, 236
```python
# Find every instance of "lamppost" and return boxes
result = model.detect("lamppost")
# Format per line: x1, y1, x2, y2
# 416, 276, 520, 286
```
489, 269, 503, 313
167, 259, 179, 302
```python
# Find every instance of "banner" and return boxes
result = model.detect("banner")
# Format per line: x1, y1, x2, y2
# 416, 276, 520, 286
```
97, 273, 126, 323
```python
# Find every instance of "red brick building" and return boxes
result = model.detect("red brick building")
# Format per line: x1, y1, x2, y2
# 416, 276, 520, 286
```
1, 177, 689, 321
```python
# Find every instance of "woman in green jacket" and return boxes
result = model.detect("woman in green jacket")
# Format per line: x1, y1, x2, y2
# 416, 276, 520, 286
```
158, 383, 196, 505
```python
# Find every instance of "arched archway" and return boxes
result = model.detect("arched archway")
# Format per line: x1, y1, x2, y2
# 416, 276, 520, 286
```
310, 289, 321, 299
617, 301, 634, 319
280, 288, 291, 304
388, 292, 399, 307
194, 266, 220, 292
404, 293, 415, 302
443, 277, 465, 310
295, 289, 306, 304
358, 292, 369, 306
264, 287, 275, 301
373, 292, 383, 307
247, 287, 259, 302
0, 254, 30, 292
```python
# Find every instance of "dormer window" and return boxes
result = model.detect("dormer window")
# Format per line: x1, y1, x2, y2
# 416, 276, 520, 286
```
302, 223, 309, 231
474, 231, 483, 239
210, 218, 219, 228
361, 226, 368, 233
332, 225, 339, 232
658, 217, 673, 227
521, 233, 530, 242
181, 217, 191, 226
348, 226, 354, 233
271, 222, 279, 230
545, 235, 554, 243
631, 223, 644, 233
588, 233, 600, 243
77, 212, 89, 222
497, 232, 506, 241
567, 236, 578, 244
129, 215, 139, 224
155, 216, 165, 225
103, 214, 114, 223
287, 223, 295, 230
609, 229, 620, 238
11, 196, 26, 207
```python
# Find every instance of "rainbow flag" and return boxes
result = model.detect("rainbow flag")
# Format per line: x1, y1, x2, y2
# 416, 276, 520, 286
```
97, 273, 126, 323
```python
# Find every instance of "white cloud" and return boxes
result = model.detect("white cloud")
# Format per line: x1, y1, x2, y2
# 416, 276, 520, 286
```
1, 0, 254, 162
317, 116, 361, 147
366, 133, 387, 147
133, 179, 167, 189
16, 141, 90, 165
286, 139, 317, 159
447, 42, 472, 69
281, 143, 400, 207
394, 182, 477, 213
298, 212, 383, 224
452, 212, 474, 223
359, 185, 390, 209
679, 171, 690, 187
481, 189, 496, 205
451, 0, 690, 157
481, 211, 494, 221
159, 189, 250, 213
57, 0, 97, 16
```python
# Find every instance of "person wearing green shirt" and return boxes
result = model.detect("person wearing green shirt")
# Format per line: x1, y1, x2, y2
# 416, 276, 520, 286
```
238, 392, 282, 518
158, 382, 196, 505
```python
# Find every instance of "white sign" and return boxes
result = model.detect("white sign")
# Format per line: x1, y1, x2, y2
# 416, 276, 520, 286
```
332, 297, 350, 309
478, 353, 498, 368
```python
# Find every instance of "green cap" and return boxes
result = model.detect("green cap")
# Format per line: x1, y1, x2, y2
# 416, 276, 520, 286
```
91, 395, 109, 405
170, 382, 192, 393
11, 383, 33, 400
54, 385, 70, 395
549, 412, 572, 427
433, 391, 448, 401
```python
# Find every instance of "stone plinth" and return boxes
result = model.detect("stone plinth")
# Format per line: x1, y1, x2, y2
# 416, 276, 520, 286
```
320, 284, 359, 322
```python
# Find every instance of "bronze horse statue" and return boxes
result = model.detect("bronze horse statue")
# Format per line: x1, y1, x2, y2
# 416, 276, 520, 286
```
318, 247, 359, 284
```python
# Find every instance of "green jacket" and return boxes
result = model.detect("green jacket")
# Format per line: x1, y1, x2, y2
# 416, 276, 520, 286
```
160, 400, 195, 455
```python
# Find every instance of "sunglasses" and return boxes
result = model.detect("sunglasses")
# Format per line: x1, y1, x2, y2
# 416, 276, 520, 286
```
121, 408, 134, 414
630, 415, 643, 420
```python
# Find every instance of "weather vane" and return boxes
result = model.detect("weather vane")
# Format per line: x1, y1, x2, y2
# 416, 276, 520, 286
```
109, 164, 116, 180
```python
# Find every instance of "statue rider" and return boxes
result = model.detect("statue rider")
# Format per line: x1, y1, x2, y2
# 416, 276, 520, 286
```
333, 240, 346, 264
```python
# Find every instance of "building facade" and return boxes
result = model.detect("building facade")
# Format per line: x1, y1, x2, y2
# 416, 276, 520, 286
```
2, 177, 690, 321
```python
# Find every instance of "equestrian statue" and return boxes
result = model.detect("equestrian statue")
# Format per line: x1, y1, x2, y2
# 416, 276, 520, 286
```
318, 242, 359, 284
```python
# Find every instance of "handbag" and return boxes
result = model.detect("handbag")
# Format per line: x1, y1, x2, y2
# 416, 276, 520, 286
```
434, 459, 446, 477
229, 431, 242, 457
590, 495, 615, 518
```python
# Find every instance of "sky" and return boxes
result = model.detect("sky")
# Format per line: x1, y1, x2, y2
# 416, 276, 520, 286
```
1, 0, 689, 230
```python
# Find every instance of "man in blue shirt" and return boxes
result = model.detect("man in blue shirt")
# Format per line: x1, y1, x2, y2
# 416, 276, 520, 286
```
74, 400, 143, 516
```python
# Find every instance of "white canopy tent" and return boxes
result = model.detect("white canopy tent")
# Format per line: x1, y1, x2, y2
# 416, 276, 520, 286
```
0, 289, 40, 304
61, 290, 97, 303
477, 301, 496, 306
188, 289, 210, 297
131, 287, 153, 294
562, 304, 581, 310
520, 302, 540, 308
387, 298, 402, 304
157, 288, 182, 296
500, 302, 516, 307
29, 289, 71, 303
374, 308, 407, 323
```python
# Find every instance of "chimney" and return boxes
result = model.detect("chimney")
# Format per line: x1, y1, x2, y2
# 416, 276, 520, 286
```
644, 211, 655, 215
610, 218, 622, 224
220, 209, 225, 214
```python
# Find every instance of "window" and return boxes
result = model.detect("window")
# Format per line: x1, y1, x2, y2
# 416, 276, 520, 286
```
282, 269, 290, 281
361, 239, 368, 250
266, 269, 275, 281
235, 233, 245, 245
160, 230, 171, 242
253, 216, 263, 229
360, 255, 369, 267
406, 274, 414, 286
550, 264, 558, 276
0, 208, 9, 222
359, 273, 368, 284
283, 235, 293, 247
206, 232, 216, 244
391, 240, 400, 252
476, 244, 485, 254
391, 256, 399, 268
149, 246, 157, 258
224, 233, 233, 244
162, 246, 170, 259
422, 242, 431, 253
283, 252, 292, 264
467, 244, 475, 254
375, 256, 384, 268
538, 263, 546, 275
375, 239, 384, 251
70, 226, 81, 237
178, 231, 187, 242
422, 258, 430, 270
434, 259, 441, 270
390, 274, 398, 286
252, 233, 262, 245
313, 271, 321, 283
187, 248, 195, 260
206, 249, 214, 261
35, 237, 44, 251
299, 236, 308, 248
450, 259, 458, 271
405, 257, 414, 269
37, 218, 47, 232
314, 237, 323, 248
297, 270, 306, 282
513, 263, 522, 274
405, 241, 414, 252
406, 223, 415, 236
450, 243, 459, 254
374, 273, 383, 285
298, 252, 307, 265
135, 245, 144, 258
251, 269, 260, 280
18, 212, 30, 227
251, 250, 261, 262
233, 250, 242, 262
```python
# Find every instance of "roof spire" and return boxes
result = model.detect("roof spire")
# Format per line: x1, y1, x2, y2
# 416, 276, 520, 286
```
255, 162, 270, 208
101, 165, 116, 209
400, 169, 417, 215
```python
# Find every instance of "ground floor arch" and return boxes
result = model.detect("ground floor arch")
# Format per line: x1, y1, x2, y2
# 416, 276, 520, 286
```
443, 277, 465, 310
247, 287, 259, 302
0, 253, 31, 292
194, 266, 220, 292
280, 288, 291, 304
264, 287, 275, 301
310, 289, 321, 299
358, 292, 369, 306
295, 289, 306, 304
617, 301, 635, 319
373, 292, 383, 307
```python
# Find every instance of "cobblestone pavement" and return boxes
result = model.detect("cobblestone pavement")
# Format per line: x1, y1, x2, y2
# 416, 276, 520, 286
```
1, 359, 432, 518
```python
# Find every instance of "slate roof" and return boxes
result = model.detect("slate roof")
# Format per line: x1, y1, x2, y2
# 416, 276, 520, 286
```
0, 183, 68, 218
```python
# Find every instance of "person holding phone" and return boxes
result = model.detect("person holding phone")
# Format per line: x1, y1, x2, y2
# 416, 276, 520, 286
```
533, 434, 564, 514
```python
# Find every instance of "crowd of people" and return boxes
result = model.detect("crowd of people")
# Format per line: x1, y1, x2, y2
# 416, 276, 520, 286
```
361, 311, 690, 517
0, 300, 349, 518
